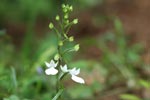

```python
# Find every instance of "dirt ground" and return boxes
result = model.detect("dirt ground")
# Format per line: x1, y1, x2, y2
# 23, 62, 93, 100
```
101, 0, 150, 67
74, 0, 150, 64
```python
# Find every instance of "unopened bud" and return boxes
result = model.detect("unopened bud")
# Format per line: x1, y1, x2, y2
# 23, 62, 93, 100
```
62, 4, 65, 8
63, 8, 67, 13
59, 41, 63, 46
69, 36, 74, 42
64, 14, 68, 19
55, 15, 60, 21
73, 19, 78, 24
69, 6, 73, 11
49, 23, 54, 29
74, 44, 80, 51
54, 54, 59, 61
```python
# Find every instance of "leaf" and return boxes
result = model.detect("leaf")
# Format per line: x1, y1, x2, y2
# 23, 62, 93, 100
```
114, 18, 123, 34
52, 89, 63, 100
3, 95, 20, 100
120, 94, 141, 100
139, 79, 150, 88
11, 67, 18, 89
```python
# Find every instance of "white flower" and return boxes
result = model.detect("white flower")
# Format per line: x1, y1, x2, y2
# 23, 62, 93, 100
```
60, 65, 85, 84
45, 60, 58, 75
69, 68, 85, 84
60, 64, 69, 73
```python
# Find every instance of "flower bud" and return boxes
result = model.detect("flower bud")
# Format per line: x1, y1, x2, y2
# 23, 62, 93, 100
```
64, 14, 68, 19
62, 4, 65, 8
55, 15, 60, 21
73, 19, 78, 24
49, 23, 54, 29
69, 6, 73, 11
54, 54, 59, 61
69, 36, 74, 42
66, 4, 69, 9
74, 44, 80, 51
59, 41, 63, 46
63, 8, 67, 13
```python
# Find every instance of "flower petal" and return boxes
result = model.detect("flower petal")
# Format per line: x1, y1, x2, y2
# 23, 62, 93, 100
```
69, 68, 80, 75
75, 68, 80, 75
45, 62, 51, 67
71, 75, 85, 84
60, 64, 68, 73
50, 60, 57, 67
45, 60, 58, 68
45, 68, 58, 75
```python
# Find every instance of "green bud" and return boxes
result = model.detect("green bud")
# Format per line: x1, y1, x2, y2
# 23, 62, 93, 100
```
66, 4, 69, 9
64, 20, 69, 24
63, 8, 67, 13
55, 15, 60, 21
69, 36, 74, 42
54, 54, 59, 61
62, 4, 65, 8
49, 23, 54, 29
59, 41, 63, 46
73, 19, 78, 24
69, 6, 73, 11
74, 44, 80, 51
64, 14, 69, 19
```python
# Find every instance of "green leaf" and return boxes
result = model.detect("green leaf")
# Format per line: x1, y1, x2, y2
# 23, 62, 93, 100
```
114, 18, 123, 34
120, 94, 141, 100
139, 79, 150, 88
52, 89, 63, 100
3, 95, 20, 100
11, 67, 18, 89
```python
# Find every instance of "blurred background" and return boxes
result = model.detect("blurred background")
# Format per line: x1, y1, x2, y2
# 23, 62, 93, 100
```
0, 0, 150, 100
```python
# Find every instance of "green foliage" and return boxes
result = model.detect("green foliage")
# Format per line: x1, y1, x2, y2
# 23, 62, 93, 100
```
98, 18, 143, 87
0, 0, 147, 100
3, 95, 20, 100
139, 79, 150, 88
120, 94, 141, 100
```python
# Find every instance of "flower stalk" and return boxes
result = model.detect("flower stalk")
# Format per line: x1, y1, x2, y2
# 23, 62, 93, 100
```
44, 3, 85, 100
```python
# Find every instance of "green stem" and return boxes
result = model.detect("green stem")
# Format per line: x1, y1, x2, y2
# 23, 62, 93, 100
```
52, 89, 64, 100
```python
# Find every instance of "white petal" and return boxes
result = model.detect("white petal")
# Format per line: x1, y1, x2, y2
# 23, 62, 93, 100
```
45, 62, 51, 67
75, 68, 80, 75
69, 68, 80, 75
60, 64, 68, 73
71, 75, 85, 84
45, 60, 58, 68
50, 60, 56, 67
45, 68, 58, 75
50, 60, 58, 68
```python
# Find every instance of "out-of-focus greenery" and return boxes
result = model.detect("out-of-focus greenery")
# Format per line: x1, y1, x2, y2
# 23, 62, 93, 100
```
0, 0, 148, 100
67, 18, 145, 99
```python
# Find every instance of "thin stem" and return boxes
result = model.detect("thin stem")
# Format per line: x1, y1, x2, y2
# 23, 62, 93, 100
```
54, 27, 61, 38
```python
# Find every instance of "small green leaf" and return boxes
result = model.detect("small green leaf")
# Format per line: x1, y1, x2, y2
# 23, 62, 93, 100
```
114, 18, 123, 34
120, 94, 141, 100
11, 67, 18, 89
139, 79, 150, 88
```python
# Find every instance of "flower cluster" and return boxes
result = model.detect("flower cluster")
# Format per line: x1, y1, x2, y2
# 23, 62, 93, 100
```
45, 60, 85, 84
